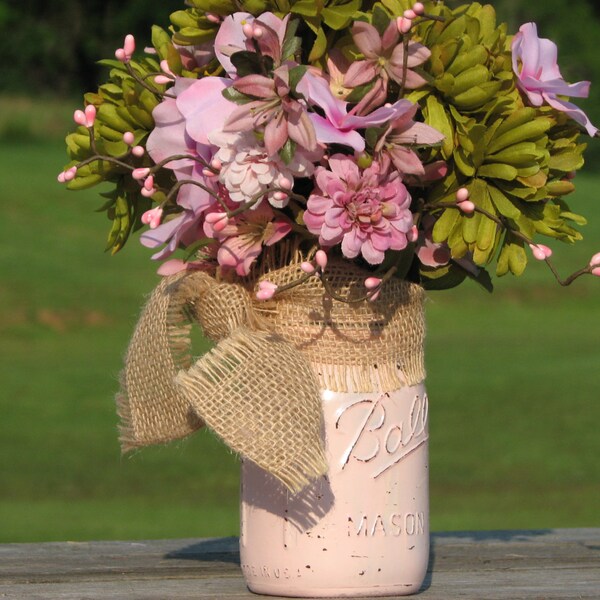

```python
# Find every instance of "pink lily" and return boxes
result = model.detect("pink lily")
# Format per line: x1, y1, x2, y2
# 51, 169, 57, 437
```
512, 23, 598, 137
344, 21, 430, 90
297, 71, 419, 152
223, 65, 317, 155
374, 103, 445, 175
203, 201, 292, 276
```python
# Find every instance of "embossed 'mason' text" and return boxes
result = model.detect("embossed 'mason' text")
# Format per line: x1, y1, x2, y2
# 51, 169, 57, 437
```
347, 512, 426, 537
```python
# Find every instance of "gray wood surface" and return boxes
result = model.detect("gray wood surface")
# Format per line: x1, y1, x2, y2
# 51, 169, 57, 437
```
0, 529, 598, 599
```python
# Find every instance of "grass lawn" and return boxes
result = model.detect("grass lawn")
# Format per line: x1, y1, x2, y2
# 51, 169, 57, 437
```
0, 130, 599, 543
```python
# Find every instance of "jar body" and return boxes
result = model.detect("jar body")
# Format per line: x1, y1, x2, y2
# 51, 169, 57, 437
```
240, 382, 429, 597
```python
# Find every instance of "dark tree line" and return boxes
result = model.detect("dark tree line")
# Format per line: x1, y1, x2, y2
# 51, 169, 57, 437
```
2, 0, 599, 138
0, 0, 181, 94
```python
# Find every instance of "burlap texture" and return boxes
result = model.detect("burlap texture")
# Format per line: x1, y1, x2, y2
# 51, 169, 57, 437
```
116, 257, 426, 492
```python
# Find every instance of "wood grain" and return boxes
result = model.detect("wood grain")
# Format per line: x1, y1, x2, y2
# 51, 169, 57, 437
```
0, 529, 598, 599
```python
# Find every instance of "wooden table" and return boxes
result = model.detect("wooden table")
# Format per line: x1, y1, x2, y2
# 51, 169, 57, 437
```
1, 529, 598, 599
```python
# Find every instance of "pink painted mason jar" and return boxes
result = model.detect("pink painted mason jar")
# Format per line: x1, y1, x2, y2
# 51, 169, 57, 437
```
240, 379, 429, 597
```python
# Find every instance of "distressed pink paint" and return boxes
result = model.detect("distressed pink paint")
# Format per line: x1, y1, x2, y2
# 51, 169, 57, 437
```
240, 381, 430, 597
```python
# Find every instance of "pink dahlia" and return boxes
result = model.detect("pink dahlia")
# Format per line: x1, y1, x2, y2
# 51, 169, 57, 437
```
304, 155, 414, 264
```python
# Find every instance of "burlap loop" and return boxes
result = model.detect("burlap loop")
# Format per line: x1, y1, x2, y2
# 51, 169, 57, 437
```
117, 257, 426, 492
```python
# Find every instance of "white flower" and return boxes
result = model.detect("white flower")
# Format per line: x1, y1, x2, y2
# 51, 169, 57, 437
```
208, 130, 317, 208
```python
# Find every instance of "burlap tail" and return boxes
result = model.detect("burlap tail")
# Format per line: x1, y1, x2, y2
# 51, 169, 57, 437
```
116, 273, 205, 451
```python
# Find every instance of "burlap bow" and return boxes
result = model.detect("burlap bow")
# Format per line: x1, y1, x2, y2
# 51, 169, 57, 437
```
116, 259, 426, 493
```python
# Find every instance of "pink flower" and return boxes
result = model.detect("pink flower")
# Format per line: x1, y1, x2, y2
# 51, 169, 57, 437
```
208, 129, 317, 208
344, 21, 430, 89
304, 155, 414, 264
203, 201, 292, 276
297, 72, 420, 152
512, 23, 598, 136
223, 65, 317, 155
215, 12, 290, 77
140, 77, 235, 259
374, 103, 445, 175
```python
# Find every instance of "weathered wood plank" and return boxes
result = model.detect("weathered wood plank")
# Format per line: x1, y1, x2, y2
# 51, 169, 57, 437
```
0, 529, 598, 599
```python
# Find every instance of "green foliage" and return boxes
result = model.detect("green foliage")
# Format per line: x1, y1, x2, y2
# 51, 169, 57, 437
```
408, 2, 588, 285
63, 54, 169, 253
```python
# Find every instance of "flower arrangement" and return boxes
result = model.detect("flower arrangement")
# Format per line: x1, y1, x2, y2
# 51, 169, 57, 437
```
59, 0, 600, 298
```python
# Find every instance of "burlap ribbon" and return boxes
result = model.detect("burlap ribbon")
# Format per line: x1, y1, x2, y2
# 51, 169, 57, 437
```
116, 259, 426, 493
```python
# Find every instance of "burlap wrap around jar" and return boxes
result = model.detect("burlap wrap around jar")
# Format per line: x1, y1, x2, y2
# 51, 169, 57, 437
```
117, 256, 429, 597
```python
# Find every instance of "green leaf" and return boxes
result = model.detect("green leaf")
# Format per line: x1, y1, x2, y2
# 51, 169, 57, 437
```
432, 207, 460, 243
230, 51, 272, 77
281, 17, 302, 61
372, 3, 391, 35
488, 184, 520, 220
420, 263, 467, 291
288, 65, 307, 91
308, 25, 328, 62
280, 138, 296, 165
222, 86, 255, 105
322, 0, 362, 29
290, 0, 319, 17
425, 95, 453, 159
478, 162, 518, 181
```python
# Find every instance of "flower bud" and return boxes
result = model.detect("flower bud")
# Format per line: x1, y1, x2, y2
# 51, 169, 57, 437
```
412, 2, 425, 15
123, 34, 135, 58
132, 167, 150, 180
84, 105, 96, 127
123, 131, 135, 146
407, 225, 419, 243
131, 146, 145, 157
154, 75, 172, 85
588, 252, 600, 268
529, 243, 547, 261
300, 261, 316, 274
256, 280, 278, 301
456, 187, 470, 202
73, 110, 87, 127
457, 200, 475, 214
364, 277, 382, 290
315, 250, 328, 271
397, 16, 412, 34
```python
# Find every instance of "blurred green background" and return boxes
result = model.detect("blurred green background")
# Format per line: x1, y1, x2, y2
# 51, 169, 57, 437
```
0, 0, 599, 543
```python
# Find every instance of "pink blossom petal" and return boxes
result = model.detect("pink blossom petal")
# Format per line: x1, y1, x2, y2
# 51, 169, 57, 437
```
360, 238, 385, 264
286, 104, 317, 152
344, 60, 378, 87
351, 21, 383, 59
215, 12, 253, 77
308, 113, 366, 151
297, 72, 346, 126
157, 259, 189, 276
177, 77, 233, 143
264, 110, 288, 156
543, 94, 599, 137
381, 21, 400, 52
327, 154, 361, 188
222, 100, 268, 132
233, 74, 276, 98
264, 220, 292, 245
